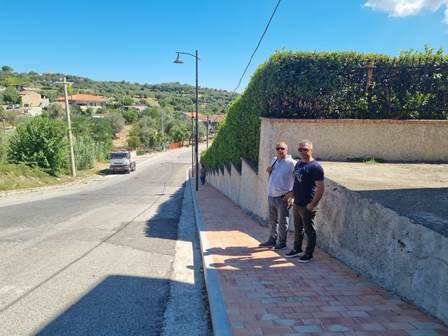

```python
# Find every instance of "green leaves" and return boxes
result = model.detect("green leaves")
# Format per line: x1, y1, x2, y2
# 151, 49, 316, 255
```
201, 48, 448, 170
8, 116, 68, 175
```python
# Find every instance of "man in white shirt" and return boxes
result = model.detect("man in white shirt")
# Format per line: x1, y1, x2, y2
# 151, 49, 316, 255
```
259, 141, 296, 250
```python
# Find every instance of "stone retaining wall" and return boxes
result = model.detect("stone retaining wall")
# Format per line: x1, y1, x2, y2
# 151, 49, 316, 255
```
260, 118, 448, 163
205, 118, 448, 324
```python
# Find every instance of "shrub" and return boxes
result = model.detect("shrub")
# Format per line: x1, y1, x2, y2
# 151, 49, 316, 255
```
8, 116, 68, 175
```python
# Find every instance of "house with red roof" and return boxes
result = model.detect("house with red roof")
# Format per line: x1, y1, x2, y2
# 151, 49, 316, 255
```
57, 94, 108, 111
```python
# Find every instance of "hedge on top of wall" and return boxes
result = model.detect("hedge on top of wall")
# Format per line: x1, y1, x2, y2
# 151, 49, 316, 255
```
201, 47, 448, 169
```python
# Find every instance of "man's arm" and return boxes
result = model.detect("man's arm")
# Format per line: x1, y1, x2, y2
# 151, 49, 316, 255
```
306, 180, 325, 212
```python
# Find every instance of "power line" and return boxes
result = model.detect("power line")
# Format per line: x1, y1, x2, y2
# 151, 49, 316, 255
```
233, 0, 283, 93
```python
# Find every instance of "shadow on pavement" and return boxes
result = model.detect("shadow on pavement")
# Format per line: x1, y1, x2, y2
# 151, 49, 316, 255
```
34, 275, 174, 336
97, 168, 110, 176
144, 183, 187, 242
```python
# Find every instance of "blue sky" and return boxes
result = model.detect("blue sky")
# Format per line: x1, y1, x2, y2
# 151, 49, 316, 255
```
1, 0, 447, 92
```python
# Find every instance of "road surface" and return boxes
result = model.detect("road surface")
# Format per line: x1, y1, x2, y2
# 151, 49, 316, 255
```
0, 147, 211, 336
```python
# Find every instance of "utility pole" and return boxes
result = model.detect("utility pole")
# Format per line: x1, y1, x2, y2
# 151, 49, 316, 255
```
195, 49, 199, 191
56, 77, 76, 177
206, 114, 209, 149
1, 112, 5, 135
161, 109, 165, 151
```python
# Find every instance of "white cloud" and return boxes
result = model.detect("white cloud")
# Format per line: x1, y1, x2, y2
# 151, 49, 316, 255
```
364, 0, 448, 22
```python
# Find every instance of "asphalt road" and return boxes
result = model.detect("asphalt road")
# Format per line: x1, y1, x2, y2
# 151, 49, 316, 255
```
0, 147, 211, 336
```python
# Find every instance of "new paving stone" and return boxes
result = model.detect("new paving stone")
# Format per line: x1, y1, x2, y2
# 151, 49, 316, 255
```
195, 184, 448, 336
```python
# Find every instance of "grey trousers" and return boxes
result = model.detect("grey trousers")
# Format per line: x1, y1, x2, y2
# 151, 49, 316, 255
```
267, 196, 289, 245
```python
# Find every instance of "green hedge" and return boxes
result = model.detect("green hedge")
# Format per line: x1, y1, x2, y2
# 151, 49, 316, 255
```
201, 48, 448, 169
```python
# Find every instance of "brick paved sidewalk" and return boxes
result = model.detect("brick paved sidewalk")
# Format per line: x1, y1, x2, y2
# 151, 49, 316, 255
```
196, 183, 448, 336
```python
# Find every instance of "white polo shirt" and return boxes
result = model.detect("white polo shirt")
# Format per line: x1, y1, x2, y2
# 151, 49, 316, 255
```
267, 155, 296, 197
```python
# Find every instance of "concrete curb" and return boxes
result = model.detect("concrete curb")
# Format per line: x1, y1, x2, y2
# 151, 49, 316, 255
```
162, 173, 211, 336
188, 175, 233, 336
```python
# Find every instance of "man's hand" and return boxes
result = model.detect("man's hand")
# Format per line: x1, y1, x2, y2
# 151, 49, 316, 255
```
282, 191, 293, 201
266, 166, 273, 174
306, 203, 315, 212
287, 197, 294, 209
306, 180, 325, 212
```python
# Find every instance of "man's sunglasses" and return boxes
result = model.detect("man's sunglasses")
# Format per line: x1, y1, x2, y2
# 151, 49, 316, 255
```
298, 148, 310, 152
276, 147, 285, 151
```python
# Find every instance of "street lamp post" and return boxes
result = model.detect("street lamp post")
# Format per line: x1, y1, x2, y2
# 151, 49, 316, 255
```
174, 50, 200, 191
191, 116, 194, 178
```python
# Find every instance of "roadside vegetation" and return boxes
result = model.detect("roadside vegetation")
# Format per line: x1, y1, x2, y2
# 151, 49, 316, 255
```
0, 66, 234, 191
0, 162, 107, 191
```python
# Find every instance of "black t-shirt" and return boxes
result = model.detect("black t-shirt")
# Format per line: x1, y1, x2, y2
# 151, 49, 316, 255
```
293, 160, 324, 206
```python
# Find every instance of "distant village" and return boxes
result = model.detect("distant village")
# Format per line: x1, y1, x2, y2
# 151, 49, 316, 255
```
1, 85, 114, 116
0, 84, 225, 136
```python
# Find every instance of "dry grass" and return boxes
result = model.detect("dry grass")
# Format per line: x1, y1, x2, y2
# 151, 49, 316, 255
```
112, 125, 133, 149
0, 161, 109, 191
145, 97, 159, 107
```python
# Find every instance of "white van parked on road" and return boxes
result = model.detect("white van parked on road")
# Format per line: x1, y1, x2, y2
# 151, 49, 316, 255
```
109, 150, 136, 173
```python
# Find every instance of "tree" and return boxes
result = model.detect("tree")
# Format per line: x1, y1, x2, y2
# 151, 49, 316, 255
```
1, 65, 13, 72
67, 84, 74, 96
106, 112, 125, 138
45, 103, 65, 119
197, 121, 206, 139
167, 119, 189, 143
8, 116, 68, 175
139, 126, 160, 149
127, 126, 141, 149
0, 87, 21, 105
40, 89, 59, 102
122, 107, 139, 124
168, 124, 189, 143
71, 114, 90, 136
89, 118, 113, 146
141, 107, 161, 119
120, 96, 134, 106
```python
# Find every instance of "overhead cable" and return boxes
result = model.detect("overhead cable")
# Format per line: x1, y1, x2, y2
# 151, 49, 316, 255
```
233, 0, 283, 93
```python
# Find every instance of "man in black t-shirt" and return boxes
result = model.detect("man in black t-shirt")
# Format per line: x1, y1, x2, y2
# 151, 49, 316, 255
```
284, 140, 325, 263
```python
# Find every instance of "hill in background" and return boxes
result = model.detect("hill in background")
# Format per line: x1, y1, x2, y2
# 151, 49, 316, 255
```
0, 66, 237, 115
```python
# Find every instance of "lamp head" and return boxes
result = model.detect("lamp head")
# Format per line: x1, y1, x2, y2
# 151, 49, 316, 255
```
173, 53, 184, 64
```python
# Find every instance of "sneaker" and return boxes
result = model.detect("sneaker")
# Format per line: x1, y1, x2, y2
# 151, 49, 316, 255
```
258, 240, 275, 248
284, 250, 304, 258
298, 254, 313, 263
273, 243, 287, 250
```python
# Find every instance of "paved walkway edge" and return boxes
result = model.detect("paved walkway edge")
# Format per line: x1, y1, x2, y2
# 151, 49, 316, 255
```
189, 175, 233, 336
